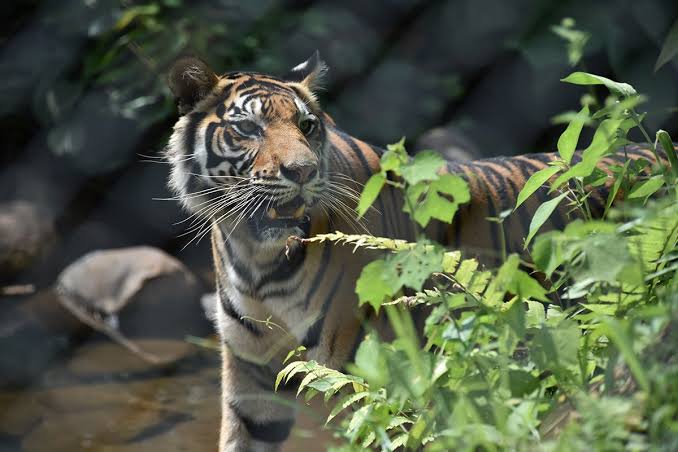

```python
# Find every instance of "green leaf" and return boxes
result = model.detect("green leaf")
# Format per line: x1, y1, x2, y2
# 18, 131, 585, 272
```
275, 361, 307, 391
657, 129, 678, 179
601, 319, 649, 392
627, 175, 665, 199
391, 242, 444, 291
346, 405, 372, 440
604, 161, 629, 214
551, 118, 626, 188
502, 297, 526, 338
283, 346, 306, 364
115, 4, 160, 30
514, 166, 561, 211
401, 150, 446, 185
525, 300, 546, 327
441, 251, 461, 273
352, 335, 388, 388
405, 174, 470, 227
356, 173, 385, 218
532, 231, 564, 277
557, 105, 589, 163
508, 369, 540, 397
355, 259, 397, 311
381, 138, 409, 174
655, 19, 678, 72
574, 233, 638, 285
561, 72, 637, 97
455, 258, 479, 286
327, 392, 369, 424
551, 19, 590, 66
496, 255, 549, 302
591, 95, 646, 120
524, 192, 568, 247
532, 320, 580, 374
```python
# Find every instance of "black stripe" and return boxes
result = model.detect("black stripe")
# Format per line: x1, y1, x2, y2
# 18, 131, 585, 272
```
301, 269, 345, 349
329, 142, 352, 174
255, 246, 306, 292
346, 325, 366, 363
205, 122, 224, 168
219, 287, 261, 337
369, 144, 385, 157
446, 162, 466, 247
335, 130, 374, 180
470, 164, 501, 260
232, 355, 276, 388
223, 239, 255, 286
493, 160, 533, 250
303, 242, 332, 309
334, 130, 389, 235
478, 162, 524, 253
184, 112, 206, 157
231, 404, 294, 443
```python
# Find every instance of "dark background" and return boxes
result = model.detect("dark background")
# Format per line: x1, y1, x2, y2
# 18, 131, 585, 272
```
1, 0, 677, 375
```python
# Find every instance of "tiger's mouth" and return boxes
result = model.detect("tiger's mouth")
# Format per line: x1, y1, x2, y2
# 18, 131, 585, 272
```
248, 196, 311, 239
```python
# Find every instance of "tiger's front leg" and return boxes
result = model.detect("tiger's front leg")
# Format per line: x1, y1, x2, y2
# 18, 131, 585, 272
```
219, 343, 298, 452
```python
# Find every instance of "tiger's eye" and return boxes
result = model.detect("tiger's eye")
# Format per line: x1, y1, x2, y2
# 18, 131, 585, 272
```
299, 116, 316, 135
234, 120, 259, 135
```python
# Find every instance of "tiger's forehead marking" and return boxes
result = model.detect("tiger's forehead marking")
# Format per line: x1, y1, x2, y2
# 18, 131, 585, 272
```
209, 75, 313, 122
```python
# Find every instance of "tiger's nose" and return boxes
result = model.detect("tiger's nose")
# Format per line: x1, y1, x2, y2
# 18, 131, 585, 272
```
280, 162, 318, 184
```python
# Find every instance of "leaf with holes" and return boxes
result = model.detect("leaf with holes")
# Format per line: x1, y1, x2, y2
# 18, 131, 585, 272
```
401, 150, 446, 185
405, 174, 470, 227
391, 241, 444, 292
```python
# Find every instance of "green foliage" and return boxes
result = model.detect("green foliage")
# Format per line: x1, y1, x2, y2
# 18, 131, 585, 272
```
357, 138, 470, 228
551, 18, 590, 67
278, 63, 678, 450
655, 19, 678, 72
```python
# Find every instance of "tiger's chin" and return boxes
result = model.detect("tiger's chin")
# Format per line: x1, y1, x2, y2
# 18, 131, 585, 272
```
247, 196, 312, 245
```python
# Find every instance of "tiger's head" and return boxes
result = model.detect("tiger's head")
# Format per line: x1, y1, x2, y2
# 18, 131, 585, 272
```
166, 52, 336, 247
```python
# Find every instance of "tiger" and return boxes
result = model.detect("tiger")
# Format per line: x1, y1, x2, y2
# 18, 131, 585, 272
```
164, 51, 661, 451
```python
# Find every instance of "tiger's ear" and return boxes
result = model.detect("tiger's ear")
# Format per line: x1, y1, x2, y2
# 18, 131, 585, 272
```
167, 56, 219, 114
285, 50, 328, 91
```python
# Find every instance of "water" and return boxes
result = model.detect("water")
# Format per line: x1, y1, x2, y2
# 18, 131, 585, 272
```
0, 339, 333, 451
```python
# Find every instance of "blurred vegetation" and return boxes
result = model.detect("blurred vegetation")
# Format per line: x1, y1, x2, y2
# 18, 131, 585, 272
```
3, 0, 678, 175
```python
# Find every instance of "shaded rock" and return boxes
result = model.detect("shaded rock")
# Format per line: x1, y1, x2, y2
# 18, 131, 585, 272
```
414, 125, 480, 161
67, 340, 195, 377
0, 290, 75, 388
55, 246, 211, 365
0, 392, 43, 437
0, 201, 55, 281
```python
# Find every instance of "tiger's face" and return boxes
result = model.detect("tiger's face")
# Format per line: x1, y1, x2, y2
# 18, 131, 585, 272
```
166, 53, 330, 245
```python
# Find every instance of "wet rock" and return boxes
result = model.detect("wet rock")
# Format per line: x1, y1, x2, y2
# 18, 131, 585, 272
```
55, 246, 212, 365
16, 367, 220, 451
414, 125, 480, 161
0, 201, 55, 281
